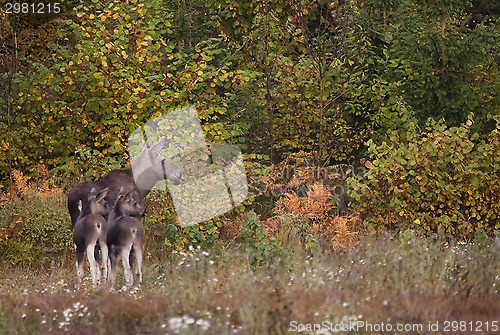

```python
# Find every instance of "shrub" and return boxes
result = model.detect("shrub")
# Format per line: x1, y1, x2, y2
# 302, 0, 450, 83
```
0, 189, 73, 267
144, 190, 225, 256
348, 117, 500, 240
236, 211, 282, 267
266, 182, 360, 252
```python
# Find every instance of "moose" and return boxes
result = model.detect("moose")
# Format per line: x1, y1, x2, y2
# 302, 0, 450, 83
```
67, 138, 184, 286
72, 187, 111, 287
67, 138, 185, 228
107, 187, 147, 287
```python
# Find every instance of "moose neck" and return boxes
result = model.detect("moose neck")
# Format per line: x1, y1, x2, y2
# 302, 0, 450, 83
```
79, 198, 98, 218
108, 202, 125, 227
114, 204, 126, 219
132, 169, 161, 197
129, 148, 167, 198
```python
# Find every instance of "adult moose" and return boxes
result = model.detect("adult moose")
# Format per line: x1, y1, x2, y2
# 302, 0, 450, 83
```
67, 138, 185, 228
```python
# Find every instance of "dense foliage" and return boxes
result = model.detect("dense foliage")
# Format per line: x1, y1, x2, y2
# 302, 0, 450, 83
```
1, 0, 250, 184
2, 0, 497, 177
0, 189, 72, 266
349, 117, 500, 239
1, 0, 499, 245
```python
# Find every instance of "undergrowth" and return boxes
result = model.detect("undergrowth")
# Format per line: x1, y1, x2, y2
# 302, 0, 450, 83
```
1, 182, 499, 334
0, 233, 499, 334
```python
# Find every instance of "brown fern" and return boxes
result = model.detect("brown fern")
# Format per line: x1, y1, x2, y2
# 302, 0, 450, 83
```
329, 216, 359, 251
270, 183, 361, 251
12, 169, 29, 196
306, 183, 333, 220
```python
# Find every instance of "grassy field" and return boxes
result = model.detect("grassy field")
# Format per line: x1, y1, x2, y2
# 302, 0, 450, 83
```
1, 231, 499, 335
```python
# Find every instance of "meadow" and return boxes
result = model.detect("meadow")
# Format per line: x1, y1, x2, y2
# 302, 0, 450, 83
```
1, 190, 499, 335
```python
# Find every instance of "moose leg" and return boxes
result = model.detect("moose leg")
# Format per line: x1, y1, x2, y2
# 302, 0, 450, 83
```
99, 239, 109, 284
76, 247, 85, 286
133, 243, 143, 285
108, 248, 118, 287
121, 246, 134, 287
86, 243, 100, 287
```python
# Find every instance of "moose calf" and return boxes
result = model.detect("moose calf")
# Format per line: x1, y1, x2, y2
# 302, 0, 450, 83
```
72, 187, 110, 287
107, 188, 146, 288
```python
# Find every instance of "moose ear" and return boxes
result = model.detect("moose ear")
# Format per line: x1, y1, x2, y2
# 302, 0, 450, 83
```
142, 138, 153, 150
117, 186, 126, 196
96, 188, 108, 201
88, 187, 98, 200
150, 138, 167, 154
125, 188, 135, 198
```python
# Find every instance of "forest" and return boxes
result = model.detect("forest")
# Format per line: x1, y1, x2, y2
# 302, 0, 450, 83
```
1, 0, 500, 334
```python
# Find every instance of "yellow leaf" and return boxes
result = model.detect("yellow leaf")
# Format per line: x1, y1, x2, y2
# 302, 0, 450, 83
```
414, 218, 421, 224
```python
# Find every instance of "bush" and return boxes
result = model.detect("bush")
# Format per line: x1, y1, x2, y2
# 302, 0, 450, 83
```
235, 211, 282, 267
348, 117, 500, 240
0, 189, 73, 267
265, 182, 361, 252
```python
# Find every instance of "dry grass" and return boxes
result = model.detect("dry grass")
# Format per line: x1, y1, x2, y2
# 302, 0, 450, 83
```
1, 233, 499, 335
1, 187, 499, 334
